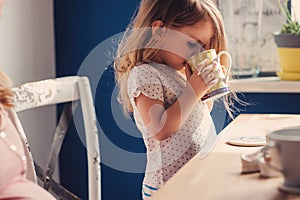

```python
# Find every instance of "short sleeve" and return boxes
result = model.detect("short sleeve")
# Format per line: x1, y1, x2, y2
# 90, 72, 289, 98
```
127, 64, 164, 103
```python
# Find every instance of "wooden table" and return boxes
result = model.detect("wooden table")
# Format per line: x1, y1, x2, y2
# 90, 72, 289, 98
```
152, 114, 300, 200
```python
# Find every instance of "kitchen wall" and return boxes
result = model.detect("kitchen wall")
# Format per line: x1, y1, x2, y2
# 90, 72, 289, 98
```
54, 1, 145, 199
0, 0, 56, 170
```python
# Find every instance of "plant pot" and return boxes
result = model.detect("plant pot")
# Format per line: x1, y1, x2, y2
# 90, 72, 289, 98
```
274, 33, 300, 80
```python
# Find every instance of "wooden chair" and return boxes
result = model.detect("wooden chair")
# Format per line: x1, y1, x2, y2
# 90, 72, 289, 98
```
6, 76, 101, 200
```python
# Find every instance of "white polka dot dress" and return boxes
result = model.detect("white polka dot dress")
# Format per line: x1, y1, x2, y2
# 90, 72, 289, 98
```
127, 62, 216, 196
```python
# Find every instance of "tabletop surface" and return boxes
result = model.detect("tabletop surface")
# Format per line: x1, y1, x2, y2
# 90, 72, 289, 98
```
151, 114, 300, 200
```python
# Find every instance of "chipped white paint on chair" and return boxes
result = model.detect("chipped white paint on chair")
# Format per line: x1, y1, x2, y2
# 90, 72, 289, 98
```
7, 76, 101, 200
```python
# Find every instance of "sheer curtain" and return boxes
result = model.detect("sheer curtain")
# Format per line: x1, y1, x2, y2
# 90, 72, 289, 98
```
218, 0, 286, 77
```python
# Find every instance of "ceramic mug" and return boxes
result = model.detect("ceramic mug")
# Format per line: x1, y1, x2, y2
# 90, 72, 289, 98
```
263, 127, 300, 194
186, 49, 232, 102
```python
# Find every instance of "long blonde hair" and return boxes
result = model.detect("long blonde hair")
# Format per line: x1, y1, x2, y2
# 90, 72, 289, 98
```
114, 0, 228, 114
0, 70, 13, 107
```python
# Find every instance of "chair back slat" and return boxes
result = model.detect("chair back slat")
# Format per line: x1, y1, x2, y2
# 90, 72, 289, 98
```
12, 76, 80, 112
9, 76, 101, 200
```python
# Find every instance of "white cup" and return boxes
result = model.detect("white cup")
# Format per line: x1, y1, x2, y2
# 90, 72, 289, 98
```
263, 127, 300, 194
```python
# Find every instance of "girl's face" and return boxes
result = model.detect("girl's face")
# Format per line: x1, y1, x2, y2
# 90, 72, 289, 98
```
156, 20, 214, 71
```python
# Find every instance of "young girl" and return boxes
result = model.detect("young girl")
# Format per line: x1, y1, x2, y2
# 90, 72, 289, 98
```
114, 0, 229, 198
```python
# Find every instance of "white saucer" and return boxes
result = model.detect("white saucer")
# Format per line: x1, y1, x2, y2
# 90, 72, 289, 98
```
226, 136, 266, 147
279, 184, 300, 194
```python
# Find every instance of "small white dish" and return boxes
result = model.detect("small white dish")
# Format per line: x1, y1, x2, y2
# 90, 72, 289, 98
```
227, 136, 266, 147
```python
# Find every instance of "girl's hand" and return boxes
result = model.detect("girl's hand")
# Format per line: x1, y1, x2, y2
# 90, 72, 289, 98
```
184, 59, 218, 99
221, 65, 227, 74
198, 61, 219, 89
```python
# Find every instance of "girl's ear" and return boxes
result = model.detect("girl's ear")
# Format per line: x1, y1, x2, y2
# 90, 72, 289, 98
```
151, 20, 164, 40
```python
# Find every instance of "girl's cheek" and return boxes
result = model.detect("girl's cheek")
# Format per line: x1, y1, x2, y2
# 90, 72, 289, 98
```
162, 42, 187, 59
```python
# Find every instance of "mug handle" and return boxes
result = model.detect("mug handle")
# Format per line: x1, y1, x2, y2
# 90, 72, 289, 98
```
217, 51, 232, 83
261, 141, 282, 172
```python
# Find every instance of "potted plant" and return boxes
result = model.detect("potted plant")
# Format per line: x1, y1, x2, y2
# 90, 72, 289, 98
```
274, 0, 300, 80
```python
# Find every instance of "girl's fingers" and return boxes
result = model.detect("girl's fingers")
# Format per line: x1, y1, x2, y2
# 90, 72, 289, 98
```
195, 58, 209, 72
201, 64, 214, 72
221, 65, 227, 74
198, 68, 219, 89
199, 67, 216, 77
191, 60, 223, 89
200, 61, 218, 73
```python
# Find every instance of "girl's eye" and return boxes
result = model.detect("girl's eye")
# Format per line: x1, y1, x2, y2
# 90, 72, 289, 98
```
187, 41, 198, 48
187, 41, 206, 50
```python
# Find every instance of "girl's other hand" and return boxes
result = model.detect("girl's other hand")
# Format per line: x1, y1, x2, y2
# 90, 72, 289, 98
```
221, 64, 227, 74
